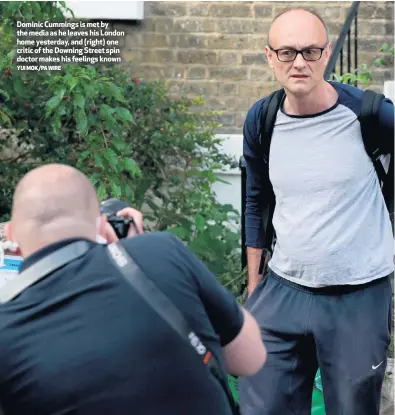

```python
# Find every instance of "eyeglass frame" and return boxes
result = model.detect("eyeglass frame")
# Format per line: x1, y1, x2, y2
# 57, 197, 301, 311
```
268, 44, 328, 62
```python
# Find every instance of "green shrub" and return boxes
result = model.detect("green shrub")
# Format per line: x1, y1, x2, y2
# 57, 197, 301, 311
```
331, 43, 394, 86
0, 1, 243, 291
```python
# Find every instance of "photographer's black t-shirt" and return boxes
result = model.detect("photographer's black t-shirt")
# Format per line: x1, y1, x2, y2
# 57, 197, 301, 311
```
0, 232, 243, 415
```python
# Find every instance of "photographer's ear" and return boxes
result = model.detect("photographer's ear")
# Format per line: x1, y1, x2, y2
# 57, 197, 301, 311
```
4, 222, 12, 242
98, 214, 118, 244
4, 223, 22, 256
95, 215, 108, 244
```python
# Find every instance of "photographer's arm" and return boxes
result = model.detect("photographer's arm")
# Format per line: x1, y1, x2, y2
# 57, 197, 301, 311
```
222, 308, 266, 376
167, 234, 266, 377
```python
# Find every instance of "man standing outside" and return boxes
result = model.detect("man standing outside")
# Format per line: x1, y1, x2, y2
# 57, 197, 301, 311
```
239, 8, 394, 415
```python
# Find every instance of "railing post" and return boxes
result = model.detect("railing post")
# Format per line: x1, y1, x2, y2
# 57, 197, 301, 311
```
324, 1, 360, 80
239, 156, 247, 270
354, 10, 358, 84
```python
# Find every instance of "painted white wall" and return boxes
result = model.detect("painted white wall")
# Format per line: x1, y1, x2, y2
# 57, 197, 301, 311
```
64, 1, 144, 20
212, 134, 243, 215
384, 80, 394, 102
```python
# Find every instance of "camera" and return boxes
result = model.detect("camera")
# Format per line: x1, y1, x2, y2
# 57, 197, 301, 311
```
100, 198, 134, 239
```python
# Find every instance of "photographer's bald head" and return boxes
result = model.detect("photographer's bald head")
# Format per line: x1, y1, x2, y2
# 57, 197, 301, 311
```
5, 164, 102, 257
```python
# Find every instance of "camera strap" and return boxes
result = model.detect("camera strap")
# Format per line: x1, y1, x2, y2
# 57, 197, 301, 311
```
0, 241, 91, 304
0, 240, 239, 414
106, 242, 240, 415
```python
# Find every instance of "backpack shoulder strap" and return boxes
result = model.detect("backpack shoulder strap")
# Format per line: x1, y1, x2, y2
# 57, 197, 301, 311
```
360, 89, 387, 185
259, 89, 285, 164
360, 89, 393, 231
258, 89, 284, 273
360, 89, 385, 130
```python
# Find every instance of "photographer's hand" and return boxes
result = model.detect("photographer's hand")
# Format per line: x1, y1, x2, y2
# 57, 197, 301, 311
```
116, 207, 144, 237
103, 221, 119, 243
102, 208, 144, 243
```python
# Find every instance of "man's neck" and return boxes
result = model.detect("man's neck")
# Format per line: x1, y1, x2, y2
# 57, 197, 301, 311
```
283, 81, 338, 116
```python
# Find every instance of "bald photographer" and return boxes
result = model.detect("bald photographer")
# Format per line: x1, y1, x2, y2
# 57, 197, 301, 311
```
0, 163, 266, 415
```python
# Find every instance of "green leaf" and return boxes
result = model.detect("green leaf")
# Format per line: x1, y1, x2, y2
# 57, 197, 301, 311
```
94, 153, 104, 168
55, 102, 67, 117
110, 182, 122, 199
80, 72, 94, 81
12, 77, 26, 96
79, 151, 90, 162
114, 107, 133, 122
195, 215, 205, 232
102, 81, 125, 102
0, 89, 10, 101
207, 171, 217, 183
52, 116, 62, 136
73, 93, 85, 109
0, 109, 12, 126
99, 104, 117, 129
46, 95, 62, 112
22, 8, 33, 19
380, 43, 389, 52
97, 184, 107, 201
7, 49, 16, 59
75, 108, 88, 134
170, 175, 181, 185
222, 204, 238, 214
330, 73, 342, 83
89, 173, 101, 187
373, 57, 385, 68
57, 86, 67, 99
124, 184, 134, 200
123, 157, 138, 175
103, 148, 118, 168
113, 138, 127, 151
99, 104, 115, 119
46, 87, 66, 112
83, 82, 95, 96
168, 227, 188, 239
31, 2, 41, 16
68, 77, 78, 91
214, 176, 230, 184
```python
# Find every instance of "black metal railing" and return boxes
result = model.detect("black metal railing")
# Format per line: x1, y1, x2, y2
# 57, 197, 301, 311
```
324, 1, 360, 80
239, 156, 247, 270
239, 2, 361, 270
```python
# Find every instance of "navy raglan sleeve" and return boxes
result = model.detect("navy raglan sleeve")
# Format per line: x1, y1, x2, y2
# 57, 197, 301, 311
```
167, 235, 244, 347
244, 100, 265, 248
378, 98, 394, 155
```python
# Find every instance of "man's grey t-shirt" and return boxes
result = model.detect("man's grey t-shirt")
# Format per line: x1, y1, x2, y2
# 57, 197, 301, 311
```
244, 82, 394, 287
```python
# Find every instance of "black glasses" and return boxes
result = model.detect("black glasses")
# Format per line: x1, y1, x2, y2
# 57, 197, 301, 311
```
269, 45, 327, 62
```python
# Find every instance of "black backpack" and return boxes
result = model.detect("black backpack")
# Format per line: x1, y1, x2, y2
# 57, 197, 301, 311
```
257, 88, 394, 274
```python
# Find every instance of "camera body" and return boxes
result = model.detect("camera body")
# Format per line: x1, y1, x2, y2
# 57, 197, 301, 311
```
100, 198, 133, 239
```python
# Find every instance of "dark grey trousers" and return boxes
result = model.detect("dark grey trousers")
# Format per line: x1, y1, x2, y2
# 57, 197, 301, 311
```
239, 269, 393, 415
